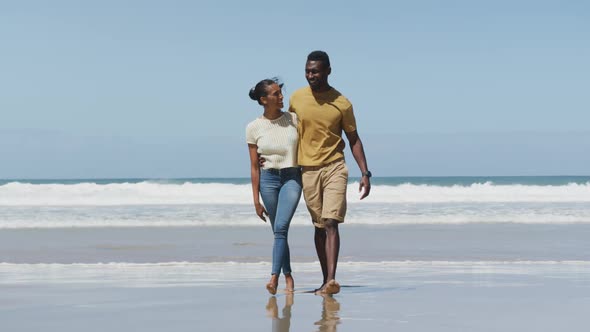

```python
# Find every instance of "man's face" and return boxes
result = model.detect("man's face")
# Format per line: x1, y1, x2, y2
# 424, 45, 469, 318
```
305, 60, 330, 91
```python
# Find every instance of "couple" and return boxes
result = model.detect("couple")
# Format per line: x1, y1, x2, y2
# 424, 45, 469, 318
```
246, 51, 371, 295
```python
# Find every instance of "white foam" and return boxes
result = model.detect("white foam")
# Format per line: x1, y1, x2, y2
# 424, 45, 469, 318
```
0, 181, 252, 206
1, 181, 590, 206
362, 181, 590, 203
1, 199, 590, 228
1, 261, 588, 286
2, 260, 588, 267
1, 211, 590, 229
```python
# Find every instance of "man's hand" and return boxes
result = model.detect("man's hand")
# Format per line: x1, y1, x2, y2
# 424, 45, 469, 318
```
359, 177, 371, 200
255, 202, 268, 222
258, 154, 266, 168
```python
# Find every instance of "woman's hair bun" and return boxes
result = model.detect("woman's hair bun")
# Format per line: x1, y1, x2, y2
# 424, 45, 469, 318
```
248, 87, 258, 101
249, 77, 282, 105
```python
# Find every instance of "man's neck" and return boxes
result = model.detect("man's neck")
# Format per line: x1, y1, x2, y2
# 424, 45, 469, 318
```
310, 84, 332, 93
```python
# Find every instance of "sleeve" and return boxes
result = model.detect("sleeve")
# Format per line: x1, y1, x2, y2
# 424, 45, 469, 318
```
246, 123, 257, 145
341, 105, 357, 133
288, 94, 295, 114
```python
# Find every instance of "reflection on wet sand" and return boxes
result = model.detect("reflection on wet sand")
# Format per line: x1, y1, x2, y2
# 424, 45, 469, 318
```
314, 294, 341, 332
266, 294, 293, 332
265, 293, 341, 332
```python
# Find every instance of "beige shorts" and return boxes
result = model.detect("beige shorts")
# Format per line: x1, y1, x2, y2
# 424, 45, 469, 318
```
301, 159, 348, 228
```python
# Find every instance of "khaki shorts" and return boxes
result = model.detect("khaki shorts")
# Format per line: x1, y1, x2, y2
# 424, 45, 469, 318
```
301, 159, 348, 228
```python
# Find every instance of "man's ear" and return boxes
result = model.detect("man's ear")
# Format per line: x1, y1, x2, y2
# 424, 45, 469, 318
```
327, 67, 332, 75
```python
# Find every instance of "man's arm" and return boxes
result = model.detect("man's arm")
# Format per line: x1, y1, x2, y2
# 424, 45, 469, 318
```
345, 130, 371, 199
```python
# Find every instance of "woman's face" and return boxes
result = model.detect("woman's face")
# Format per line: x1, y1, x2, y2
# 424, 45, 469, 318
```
261, 83, 284, 110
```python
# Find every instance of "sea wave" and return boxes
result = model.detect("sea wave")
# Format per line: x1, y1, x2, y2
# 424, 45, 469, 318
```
0, 203, 589, 228
1, 181, 590, 206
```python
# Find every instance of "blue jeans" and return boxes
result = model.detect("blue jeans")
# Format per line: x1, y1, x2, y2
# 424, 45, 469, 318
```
260, 167, 302, 276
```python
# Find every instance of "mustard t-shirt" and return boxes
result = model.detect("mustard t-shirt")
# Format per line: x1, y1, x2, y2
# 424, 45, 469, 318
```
289, 86, 357, 166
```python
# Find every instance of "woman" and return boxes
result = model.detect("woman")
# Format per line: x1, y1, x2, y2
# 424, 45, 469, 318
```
246, 78, 302, 295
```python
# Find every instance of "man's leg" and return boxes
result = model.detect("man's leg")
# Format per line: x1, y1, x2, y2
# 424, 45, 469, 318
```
315, 219, 340, 294
301, 167, 326, 291
314, 225, 328, 289
324, 219, 340, 283
317, 160, 347, 295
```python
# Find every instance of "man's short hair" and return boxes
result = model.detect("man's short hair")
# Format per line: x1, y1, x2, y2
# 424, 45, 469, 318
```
307, 50, 330, 68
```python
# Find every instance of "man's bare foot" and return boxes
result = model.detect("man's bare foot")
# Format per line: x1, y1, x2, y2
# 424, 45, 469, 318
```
284, 274, 295, 293
325, 280, 340, 295
313, 282, 326, 293
266, 275, 278, 295
317, 279, 340, 295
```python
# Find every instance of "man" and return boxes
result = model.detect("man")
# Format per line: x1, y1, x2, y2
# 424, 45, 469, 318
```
289, 50, 371, 294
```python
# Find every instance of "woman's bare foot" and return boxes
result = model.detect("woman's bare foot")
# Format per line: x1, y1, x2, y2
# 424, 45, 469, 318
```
284, 273, 295, 293
266, 274, 278, 295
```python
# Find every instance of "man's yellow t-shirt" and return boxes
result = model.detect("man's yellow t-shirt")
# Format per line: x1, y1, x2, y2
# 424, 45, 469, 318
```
289, 86, 357, 166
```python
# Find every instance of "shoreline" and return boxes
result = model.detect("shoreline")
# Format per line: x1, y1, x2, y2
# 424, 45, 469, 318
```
1, 224, 589, 263
2, 259, 589, 332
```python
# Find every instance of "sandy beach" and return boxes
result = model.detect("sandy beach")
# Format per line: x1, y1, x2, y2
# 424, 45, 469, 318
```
2, 224, 590, 331
3, 0, 589, 329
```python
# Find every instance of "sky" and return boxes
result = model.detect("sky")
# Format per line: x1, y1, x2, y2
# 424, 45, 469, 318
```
1, 0, 589, 178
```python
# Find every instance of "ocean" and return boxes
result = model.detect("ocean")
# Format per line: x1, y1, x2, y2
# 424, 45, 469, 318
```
1, 176, 589, 228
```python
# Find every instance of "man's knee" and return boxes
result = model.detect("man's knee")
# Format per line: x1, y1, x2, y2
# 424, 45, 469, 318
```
324, 219, 339, 233
314, 225, 326, 236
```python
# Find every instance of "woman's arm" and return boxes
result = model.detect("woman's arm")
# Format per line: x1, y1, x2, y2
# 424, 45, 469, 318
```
248, 144, 268, 221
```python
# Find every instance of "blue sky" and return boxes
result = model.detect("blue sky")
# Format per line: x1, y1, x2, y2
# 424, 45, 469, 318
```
1, 0, 588, 178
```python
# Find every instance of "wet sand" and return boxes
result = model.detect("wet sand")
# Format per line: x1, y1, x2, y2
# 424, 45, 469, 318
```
1, 260, 589, 331
1, 224, 590, 331
1, 224, 589, 263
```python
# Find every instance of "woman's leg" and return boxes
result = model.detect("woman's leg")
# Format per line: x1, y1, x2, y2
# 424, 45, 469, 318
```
274, 175, 302, 278
259, 171, 281, 277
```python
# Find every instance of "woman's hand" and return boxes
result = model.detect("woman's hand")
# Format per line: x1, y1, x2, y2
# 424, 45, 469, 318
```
255, 202, 268, 222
